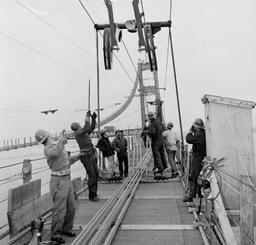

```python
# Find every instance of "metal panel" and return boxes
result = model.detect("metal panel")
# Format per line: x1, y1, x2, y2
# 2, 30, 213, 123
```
202, 94, 256, 209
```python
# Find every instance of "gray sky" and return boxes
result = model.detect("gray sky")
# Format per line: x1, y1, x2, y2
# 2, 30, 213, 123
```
1, 0, 256, 141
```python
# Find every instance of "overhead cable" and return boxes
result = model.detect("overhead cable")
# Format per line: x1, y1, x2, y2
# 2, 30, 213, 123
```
163, 34, 170, 98
0, 32, 91, 79
168, 27, 184, 155
78, 0, 96, 25
14, 0, 93, 58
169, 0, 173, 20
85, 0, 105, 21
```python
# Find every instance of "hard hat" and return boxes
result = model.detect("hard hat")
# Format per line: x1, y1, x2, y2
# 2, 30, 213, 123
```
71, 122, 80, 131
115, 129, 123, 135
167, 122, 173, 129
100, 129, 108, 136
148, 111, 155, 118
193, 118, 204, 129
35, 129, 49, 144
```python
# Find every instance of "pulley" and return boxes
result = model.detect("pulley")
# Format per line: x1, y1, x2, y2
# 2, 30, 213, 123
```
144, 24, 158, 71
103, 28, 112, 70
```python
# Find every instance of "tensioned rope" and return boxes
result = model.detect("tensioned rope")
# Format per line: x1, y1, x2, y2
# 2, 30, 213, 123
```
0, 149, 88, 171
0, 32, 91, 79
14, 0, 93, 58
168, 27, 185, 157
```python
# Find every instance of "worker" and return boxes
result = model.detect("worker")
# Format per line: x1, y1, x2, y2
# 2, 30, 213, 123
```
35, 129, 82, 244
142, 111, 168, 173
183, 118, 206, 202
96, 129, 116, 172
112, 130, 129, 178
162, 122, 180, 177
70, 110, 99, 202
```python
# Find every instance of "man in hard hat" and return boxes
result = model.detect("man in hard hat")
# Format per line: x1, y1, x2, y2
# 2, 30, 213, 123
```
35, 129, 83, 244
112, 130, 129, 178
183, 118, 206, 202
162, 122, 180, 177
143, 111, 168, 173
71, 110, 99, 202
96, 129, 115, 171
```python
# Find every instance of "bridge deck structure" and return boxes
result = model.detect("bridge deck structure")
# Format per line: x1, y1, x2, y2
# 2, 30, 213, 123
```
41, 153, 206, 245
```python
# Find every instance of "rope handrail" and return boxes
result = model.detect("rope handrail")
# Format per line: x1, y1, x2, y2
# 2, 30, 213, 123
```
0, 149, 90, 171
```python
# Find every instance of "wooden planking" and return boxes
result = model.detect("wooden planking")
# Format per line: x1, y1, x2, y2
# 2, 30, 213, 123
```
240, 175, 254, 245
121, 224, 194, 230
7, 193, 53, 236
210, 172, 237, 245
8, 179, 41, 211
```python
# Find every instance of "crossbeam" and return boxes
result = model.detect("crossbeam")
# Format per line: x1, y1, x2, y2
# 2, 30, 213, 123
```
94, 20, 171, 31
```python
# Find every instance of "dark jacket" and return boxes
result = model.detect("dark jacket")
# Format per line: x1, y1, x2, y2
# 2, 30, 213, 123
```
112, 136, 128, 157
186, 129, 206, 156
96, 136, 114, 157
74, 117, 96, 150
144, 118, 164, 145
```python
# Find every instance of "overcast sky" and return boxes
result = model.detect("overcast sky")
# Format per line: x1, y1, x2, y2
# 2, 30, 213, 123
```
1, 0, 256, 142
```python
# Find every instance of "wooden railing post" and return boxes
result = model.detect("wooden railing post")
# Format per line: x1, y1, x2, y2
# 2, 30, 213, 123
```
22, 159, 32, 184
240, 175, 254, 245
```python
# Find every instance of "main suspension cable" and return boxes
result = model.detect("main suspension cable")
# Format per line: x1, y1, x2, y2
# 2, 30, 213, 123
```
0, 32, 91, 79
14, 0, 93, 58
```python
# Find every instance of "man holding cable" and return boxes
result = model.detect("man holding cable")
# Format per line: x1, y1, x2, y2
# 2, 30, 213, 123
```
35, 129, 83, 244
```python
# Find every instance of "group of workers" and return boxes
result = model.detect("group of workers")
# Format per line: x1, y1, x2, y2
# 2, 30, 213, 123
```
141, 112, 206, 203
96, 129, 129, 178
34, 108, 206, 244
34, 110, 129, 244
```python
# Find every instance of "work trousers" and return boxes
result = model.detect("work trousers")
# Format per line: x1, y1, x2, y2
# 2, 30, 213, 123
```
151, 142, 168, 170
80, 151, 99, 200
117, 155, 128, 177
50, 175, 75, 239
165, 148, 178, 173
187, 153, 205, 198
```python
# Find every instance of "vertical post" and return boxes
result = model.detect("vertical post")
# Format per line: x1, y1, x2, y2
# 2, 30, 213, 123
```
138, 63, 146, 128
88, 80, 91, 111
153, 70, 161, 101
139, 134, 142, 161
22, 159, 32, 184
240, 175, 254, 245
23, 138, 26, 147
96, 30, 101, 169
127, 127, 130, 169
132, 137, 135, 170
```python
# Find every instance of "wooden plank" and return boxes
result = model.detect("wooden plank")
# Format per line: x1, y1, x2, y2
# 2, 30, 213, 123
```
120, 224, 194, 230
240, 175, 254, 245
210, 172, 237, 245
7, 193, 53, 236
8, 179, 41, 211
